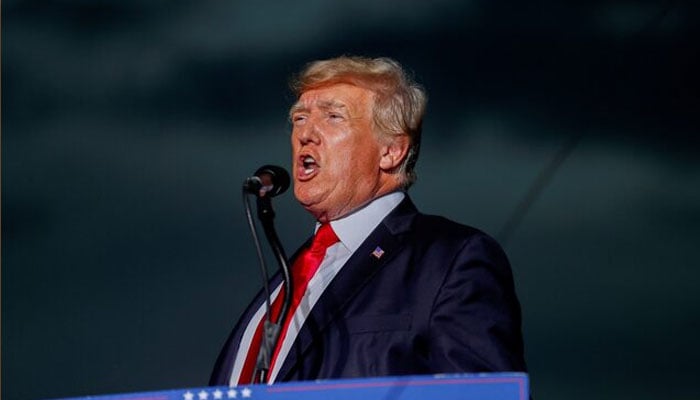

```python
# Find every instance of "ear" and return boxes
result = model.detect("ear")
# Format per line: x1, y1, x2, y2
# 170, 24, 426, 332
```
379, 135, 410, 172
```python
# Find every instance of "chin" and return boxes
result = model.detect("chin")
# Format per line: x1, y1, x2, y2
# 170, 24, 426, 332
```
293, 186, 308, 204
294, 183, 319, 203
294, 196, 326, 221
294, 190, 315, 209
298, 202, 326, 221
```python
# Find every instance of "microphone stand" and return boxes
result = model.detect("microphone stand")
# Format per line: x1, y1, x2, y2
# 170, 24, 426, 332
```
251, 194, 292, 384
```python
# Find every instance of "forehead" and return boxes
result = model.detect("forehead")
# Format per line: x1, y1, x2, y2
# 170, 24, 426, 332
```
295, 83, 375, 110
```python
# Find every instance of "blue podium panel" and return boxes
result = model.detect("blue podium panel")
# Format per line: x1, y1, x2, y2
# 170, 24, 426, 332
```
52, 373, 528, 400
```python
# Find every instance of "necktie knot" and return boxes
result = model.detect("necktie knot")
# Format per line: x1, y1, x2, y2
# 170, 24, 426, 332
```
294, 223, 338, 291
310, 223, 339, 253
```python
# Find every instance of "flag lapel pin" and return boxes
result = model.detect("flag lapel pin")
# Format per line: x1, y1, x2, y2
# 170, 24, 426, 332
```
371, 246, 385, 259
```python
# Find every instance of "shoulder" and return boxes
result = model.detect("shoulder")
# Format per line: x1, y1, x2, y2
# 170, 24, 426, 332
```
388, 196, 495, 243
414, 212, 485, 237
406, 210, 512, 279
383, 196, 510, 272
413, 212, 504, 252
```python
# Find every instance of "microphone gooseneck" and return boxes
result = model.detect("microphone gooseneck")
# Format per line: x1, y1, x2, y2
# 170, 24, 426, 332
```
241, 165, 292, 384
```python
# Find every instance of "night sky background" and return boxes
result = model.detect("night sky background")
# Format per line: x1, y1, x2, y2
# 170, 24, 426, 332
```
3, 1, 699, 399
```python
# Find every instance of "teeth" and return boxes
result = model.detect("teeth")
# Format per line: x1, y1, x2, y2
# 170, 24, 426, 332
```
299, 154, 318, 177
302, 155, 317, 171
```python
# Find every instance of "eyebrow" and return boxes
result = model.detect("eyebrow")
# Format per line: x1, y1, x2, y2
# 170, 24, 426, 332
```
317, 100, 347, 111
290, 99, 347, 115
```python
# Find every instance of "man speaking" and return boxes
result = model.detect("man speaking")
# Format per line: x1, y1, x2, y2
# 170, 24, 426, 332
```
210, 56, 527, 386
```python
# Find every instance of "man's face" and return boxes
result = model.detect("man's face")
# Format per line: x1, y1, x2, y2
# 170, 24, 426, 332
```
290, 83, 391, 222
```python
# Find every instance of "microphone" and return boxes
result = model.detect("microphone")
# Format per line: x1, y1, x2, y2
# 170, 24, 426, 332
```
243, 165, 290, 198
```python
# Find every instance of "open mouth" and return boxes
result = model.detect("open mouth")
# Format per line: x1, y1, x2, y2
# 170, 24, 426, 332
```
297, 155, 319, 180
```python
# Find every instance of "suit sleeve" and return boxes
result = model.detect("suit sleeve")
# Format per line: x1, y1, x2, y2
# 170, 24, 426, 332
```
427, 232, 527, 372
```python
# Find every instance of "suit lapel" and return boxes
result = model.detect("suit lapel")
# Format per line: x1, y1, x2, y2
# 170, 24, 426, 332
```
275, 197, 418, 381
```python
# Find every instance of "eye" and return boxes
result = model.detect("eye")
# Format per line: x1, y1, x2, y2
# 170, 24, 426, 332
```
328, 113, 344, 122
292, 114, 307, 124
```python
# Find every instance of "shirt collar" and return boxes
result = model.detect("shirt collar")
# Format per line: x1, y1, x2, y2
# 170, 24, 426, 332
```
315, 191, 405, 253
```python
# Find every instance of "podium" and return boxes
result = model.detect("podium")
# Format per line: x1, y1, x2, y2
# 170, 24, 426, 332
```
52, 373, 529, 400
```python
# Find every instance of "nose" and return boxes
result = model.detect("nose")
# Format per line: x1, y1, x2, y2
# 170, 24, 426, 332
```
293, 118, 321, 145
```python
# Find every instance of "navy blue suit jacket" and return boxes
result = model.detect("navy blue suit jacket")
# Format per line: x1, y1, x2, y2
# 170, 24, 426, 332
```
210, 197, 526, 384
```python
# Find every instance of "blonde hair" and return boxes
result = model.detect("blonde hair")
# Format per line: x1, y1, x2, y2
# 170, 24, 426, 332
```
290, 56, 427, 189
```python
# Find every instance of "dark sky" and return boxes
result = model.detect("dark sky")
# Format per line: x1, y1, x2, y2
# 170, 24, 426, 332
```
3, 1, 699, 400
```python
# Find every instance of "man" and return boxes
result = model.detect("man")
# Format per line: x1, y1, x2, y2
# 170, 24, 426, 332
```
210, 56, 526, 386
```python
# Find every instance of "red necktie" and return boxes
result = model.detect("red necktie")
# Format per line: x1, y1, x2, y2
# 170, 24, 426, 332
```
238, 223, 339, 384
